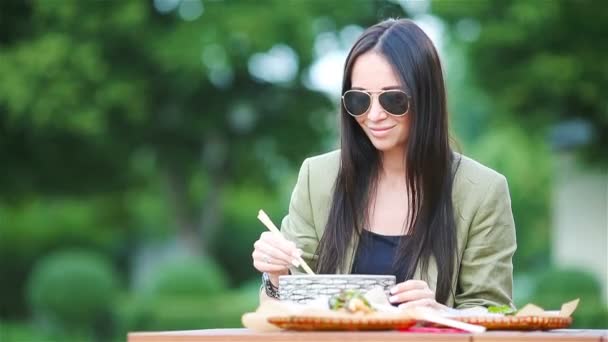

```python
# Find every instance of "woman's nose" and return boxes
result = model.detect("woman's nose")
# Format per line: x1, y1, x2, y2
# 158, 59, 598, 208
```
366, 96, 388, 121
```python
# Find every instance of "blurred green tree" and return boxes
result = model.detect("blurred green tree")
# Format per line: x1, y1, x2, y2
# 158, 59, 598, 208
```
434, 0, 608, 164
0, 0, 406, 319
0, 0, 335, 256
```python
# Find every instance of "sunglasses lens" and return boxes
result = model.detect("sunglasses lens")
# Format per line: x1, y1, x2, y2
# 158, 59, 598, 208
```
379, 91, 409, 115
343, 91, 371, 116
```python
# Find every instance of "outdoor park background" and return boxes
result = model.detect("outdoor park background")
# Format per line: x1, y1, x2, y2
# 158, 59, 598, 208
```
1, 0, 607, 341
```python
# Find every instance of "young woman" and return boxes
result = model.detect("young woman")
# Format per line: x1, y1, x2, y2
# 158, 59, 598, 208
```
252, 18, 516, 309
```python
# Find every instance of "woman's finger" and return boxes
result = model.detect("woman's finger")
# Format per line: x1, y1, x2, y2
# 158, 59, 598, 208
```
389, 288, 435, 304
261, 231, 301, 259
252, 249, 291, 267
398, 298, 439, 310
253, 258, 291, 273
390, 280, 428, 295
254, 239, 296, 266
252, 249, 292, 273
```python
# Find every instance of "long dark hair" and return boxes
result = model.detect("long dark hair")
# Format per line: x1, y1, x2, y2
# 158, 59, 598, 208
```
315, 19, 458, 304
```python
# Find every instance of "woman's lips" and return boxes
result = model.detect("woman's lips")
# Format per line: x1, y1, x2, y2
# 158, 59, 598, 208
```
368, 125, 395, 137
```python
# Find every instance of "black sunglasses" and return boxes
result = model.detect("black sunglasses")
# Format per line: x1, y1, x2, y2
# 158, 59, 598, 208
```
342, 89, 411, 117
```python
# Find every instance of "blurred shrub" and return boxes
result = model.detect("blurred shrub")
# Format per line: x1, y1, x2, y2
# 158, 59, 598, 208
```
145, 257, 228, 297
530, 268, 608, 328
121, 285, 259, 331
0, 321, 56, 342
0, 198, 131, 318
119, 261, 258, 332
26, 249, 119, 334
0, 320, 93, 342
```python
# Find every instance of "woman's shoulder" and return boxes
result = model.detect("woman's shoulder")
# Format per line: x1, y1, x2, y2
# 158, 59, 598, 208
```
303, 149, 341, 179
301, 150, 508, 188
452, 153, 510, 218
453, 153, 507, 187
300, 149, 341, 200
300, 150, 509, 198
306, 149, 341, 166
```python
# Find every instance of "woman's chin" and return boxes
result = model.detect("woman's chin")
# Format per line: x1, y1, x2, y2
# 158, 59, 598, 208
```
367, 135, 408, 153
369, 140, 398, 152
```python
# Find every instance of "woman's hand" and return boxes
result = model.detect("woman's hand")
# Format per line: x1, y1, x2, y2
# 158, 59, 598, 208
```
252, 231, 302, 285
389, 280, 446, 310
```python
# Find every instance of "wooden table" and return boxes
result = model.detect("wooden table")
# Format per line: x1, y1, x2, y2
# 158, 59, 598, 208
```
128, 328, 608, 342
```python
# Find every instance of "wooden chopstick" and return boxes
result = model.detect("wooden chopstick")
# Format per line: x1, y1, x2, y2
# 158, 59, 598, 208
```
257, 209, 315, 275
409, 307, 486, 333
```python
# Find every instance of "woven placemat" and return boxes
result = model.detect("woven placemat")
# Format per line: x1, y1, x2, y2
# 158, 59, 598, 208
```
453, 315, 572, 330
268, 315, 417, 331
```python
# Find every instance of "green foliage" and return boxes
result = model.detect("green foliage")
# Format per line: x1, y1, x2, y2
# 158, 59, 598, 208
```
0, 320, 99, 342
0, 197, 132, 317
531, 269, 601, 309
529, 268, 608, 328
0, 0, 347, 200
26, 249, 119, 332
434, 0, 608, 164
211, 185, 286, 285
466, 123, 552, 272
0, 321, 50, 342
145, 257, 228, 297
119, 278, 260, 332
487, 305, 516, 315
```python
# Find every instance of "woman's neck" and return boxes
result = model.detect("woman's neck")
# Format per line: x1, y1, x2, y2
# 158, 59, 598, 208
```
380, 147, 406, 179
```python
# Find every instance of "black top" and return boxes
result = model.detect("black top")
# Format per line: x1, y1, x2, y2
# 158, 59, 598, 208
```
351, 229, 407, 282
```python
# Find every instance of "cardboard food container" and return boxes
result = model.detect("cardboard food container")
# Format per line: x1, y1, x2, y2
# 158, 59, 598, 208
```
447, 299, 580, 330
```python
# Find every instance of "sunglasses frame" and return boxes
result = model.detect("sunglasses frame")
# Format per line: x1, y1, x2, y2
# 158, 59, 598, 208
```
342, 89, 411, 117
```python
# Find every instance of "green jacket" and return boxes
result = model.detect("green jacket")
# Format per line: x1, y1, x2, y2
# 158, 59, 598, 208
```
280, 150, 516, 309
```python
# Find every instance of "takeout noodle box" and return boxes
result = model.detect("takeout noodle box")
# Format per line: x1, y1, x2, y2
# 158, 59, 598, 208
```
515, 298, 579, 317
279, 274, 396, 304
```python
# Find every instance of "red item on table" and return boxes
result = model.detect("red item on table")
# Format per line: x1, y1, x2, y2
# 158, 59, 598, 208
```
399, 326, 467, 334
